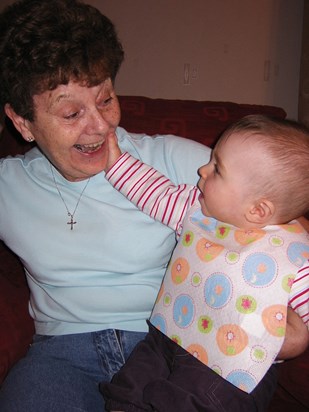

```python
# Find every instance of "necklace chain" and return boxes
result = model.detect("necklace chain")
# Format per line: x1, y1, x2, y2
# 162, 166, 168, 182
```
50, 164, 91, 230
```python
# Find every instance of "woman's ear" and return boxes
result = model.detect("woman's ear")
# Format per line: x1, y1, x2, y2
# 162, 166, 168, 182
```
246, 199, 275, 225
4, 103, 35, 142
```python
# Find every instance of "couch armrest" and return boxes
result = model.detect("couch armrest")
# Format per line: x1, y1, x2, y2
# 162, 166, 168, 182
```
0, 242, 35, 384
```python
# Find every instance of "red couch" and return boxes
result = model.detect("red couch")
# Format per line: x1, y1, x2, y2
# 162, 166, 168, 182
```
0, 96, 308, 411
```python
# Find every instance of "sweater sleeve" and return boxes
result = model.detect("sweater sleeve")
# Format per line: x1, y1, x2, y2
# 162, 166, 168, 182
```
106, 152, 199, 233
288, 260, 309, 329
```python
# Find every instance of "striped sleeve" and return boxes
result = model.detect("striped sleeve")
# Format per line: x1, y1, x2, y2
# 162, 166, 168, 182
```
288, 260, 309, 329
106, 152, 199, 231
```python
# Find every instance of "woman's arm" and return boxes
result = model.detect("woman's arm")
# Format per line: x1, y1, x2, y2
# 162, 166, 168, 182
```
278, 306, 309, 359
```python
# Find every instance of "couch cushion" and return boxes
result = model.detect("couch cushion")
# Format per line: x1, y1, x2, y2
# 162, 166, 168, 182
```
0, 242, 35, 384
118, 96, 287, 147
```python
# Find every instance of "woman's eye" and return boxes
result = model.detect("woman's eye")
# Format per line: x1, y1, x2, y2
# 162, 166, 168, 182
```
98, 96, 113, 107
64, 111, 79, 120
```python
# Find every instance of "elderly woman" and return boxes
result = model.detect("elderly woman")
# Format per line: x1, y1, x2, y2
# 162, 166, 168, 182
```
0, 1, 307, 411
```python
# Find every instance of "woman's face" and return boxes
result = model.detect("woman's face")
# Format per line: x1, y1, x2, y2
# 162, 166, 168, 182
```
24, 78, 120, 181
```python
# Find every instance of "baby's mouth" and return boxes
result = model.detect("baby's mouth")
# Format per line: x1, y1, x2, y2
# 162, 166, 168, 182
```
74, 141, 103, 153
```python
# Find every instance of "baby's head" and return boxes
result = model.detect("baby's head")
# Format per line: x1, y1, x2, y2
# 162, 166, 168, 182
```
218, 115, 309, 225
198, 115, 309, 228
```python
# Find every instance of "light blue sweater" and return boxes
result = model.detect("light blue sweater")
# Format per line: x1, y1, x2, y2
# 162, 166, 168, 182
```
0, 127, 210, 335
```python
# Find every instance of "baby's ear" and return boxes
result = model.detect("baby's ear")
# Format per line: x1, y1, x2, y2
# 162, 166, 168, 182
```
246, 199, 275, 225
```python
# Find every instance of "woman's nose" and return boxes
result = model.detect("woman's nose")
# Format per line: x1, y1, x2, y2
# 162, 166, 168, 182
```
87, 109, 109, 133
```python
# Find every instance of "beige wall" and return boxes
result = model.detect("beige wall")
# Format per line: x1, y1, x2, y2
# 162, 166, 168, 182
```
1, 0, 304, 119
89, 0, 304, 119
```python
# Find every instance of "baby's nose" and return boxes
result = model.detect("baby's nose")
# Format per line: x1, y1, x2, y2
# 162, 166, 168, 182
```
198, 164, 209, 178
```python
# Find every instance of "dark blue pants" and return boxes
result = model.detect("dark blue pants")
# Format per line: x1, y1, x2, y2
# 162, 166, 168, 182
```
101, 323, 278, 412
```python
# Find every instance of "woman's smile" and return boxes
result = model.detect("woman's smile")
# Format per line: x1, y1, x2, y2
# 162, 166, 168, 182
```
73, 139, 106, 154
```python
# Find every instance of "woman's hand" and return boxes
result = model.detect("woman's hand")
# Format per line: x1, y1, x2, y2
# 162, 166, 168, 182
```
277, 306, 309, 359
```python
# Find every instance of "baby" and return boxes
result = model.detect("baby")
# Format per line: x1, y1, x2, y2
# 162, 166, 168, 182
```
101, 115, 309, 412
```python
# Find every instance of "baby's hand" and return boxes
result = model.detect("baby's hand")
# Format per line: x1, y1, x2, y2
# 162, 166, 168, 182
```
105, 131, 122, 172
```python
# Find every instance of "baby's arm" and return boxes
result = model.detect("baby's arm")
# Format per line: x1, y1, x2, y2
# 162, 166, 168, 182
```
105, 135, 198, 232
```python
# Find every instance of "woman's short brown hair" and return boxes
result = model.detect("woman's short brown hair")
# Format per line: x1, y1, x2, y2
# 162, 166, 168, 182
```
0, 0, 124, 120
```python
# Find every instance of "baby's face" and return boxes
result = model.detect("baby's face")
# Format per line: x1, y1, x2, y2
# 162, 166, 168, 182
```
197, 132, 266, 227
